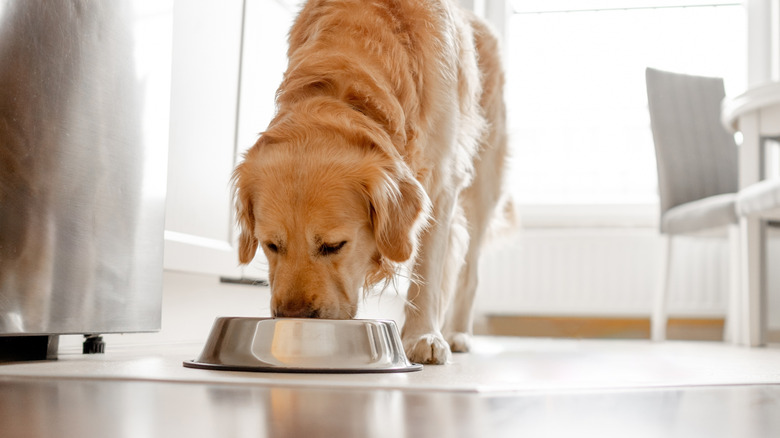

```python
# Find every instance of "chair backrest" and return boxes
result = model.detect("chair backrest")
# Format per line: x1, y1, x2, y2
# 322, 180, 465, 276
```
645, 67, 738, 216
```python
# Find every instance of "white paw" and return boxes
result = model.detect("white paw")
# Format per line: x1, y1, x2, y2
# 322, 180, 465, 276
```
403, 333, 452, 365
447, 332, 472, 353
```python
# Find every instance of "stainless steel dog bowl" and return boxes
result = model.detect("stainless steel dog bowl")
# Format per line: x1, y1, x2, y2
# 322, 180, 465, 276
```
183, 317, 422, 373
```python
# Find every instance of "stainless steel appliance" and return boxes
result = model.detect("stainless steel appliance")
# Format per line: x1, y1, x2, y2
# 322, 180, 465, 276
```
0, 0, 172, 360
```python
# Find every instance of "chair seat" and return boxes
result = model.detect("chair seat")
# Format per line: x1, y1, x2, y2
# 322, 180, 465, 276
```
736, 178, 780, 220
662, 193, 738, 235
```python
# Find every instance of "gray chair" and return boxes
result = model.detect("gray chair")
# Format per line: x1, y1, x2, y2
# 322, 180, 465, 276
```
645, 67, 740, 341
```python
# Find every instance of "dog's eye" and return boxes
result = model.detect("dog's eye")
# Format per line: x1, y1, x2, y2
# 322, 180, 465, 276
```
265, 242, 279, 253
318, 241, 347, 256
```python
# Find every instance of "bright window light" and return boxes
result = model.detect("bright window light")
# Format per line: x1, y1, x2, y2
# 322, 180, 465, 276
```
505, 1, 746, 206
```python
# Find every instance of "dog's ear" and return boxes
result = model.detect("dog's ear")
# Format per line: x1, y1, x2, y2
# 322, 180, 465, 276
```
368, 164, 431, 263
232, 161, 259, 265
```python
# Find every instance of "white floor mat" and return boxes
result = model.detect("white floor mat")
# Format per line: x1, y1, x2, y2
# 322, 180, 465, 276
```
2, 337, 780, 393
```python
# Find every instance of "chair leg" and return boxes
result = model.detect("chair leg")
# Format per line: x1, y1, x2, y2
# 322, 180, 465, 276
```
724, 224, 741, 344
739, 216, 766, 346
652, 234, 672, 341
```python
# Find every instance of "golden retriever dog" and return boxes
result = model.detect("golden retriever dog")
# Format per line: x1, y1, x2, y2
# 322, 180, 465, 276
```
233, 0, 507, 364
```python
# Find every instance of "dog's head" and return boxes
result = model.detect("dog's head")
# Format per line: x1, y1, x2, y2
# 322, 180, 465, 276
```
232, 103, 429, 319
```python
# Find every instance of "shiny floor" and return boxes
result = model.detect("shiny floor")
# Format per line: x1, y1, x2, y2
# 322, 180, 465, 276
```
2, 377, 780, 438
2, 337, 780, 437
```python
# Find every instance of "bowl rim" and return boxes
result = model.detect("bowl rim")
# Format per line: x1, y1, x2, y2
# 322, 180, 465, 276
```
182, 359, 423, 373
182, 316, 424, 374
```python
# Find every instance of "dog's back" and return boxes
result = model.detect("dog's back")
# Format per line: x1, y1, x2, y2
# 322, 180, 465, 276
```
277, 0, 489, 192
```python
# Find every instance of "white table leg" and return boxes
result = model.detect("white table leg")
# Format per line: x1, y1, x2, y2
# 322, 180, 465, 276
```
737, 112, 766, 347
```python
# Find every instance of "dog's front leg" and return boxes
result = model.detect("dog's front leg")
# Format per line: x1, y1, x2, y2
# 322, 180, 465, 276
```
402, 192, 461, 365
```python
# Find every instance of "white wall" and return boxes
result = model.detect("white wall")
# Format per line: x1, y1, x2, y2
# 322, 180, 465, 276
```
746, 0, 780, 85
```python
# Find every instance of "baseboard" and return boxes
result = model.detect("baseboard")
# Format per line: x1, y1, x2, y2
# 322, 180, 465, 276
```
476, 315, 727, 341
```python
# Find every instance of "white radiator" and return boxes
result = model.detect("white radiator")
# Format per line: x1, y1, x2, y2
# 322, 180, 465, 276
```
474, 228, 732, 318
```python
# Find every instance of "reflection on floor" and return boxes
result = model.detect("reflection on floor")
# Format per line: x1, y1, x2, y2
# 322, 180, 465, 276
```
2, 377, 779, 438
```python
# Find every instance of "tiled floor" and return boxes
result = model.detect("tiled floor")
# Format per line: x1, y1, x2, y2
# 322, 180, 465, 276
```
2, 336, 780, 437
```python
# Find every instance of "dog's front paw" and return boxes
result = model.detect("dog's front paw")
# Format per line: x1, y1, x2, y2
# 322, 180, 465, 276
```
446, 332, 472, 353
403, 333, 452, 365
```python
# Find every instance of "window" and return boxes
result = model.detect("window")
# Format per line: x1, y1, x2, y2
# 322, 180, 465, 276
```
505, 0, 746, 209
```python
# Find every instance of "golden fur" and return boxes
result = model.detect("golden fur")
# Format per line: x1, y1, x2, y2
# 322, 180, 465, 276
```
233, 0, 507, 364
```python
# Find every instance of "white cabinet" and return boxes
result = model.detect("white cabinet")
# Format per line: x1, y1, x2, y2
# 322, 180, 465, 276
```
164, 0, 296, 278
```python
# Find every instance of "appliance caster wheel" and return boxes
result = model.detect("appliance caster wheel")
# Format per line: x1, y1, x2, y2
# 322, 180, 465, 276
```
83, 334, 105, 354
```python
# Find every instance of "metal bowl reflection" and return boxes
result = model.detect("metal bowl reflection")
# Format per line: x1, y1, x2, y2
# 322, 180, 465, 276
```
183, 317, 422, 373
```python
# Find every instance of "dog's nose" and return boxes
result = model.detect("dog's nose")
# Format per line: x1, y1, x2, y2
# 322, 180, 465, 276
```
273, 300, 320, 318
275, 308, 320, 318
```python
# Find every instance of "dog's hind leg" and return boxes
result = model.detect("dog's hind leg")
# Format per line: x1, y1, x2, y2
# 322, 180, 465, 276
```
444, 144, 509, 352
440, 202, 471, 351
444, 15, 508, 353
444, 186, 496, 353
